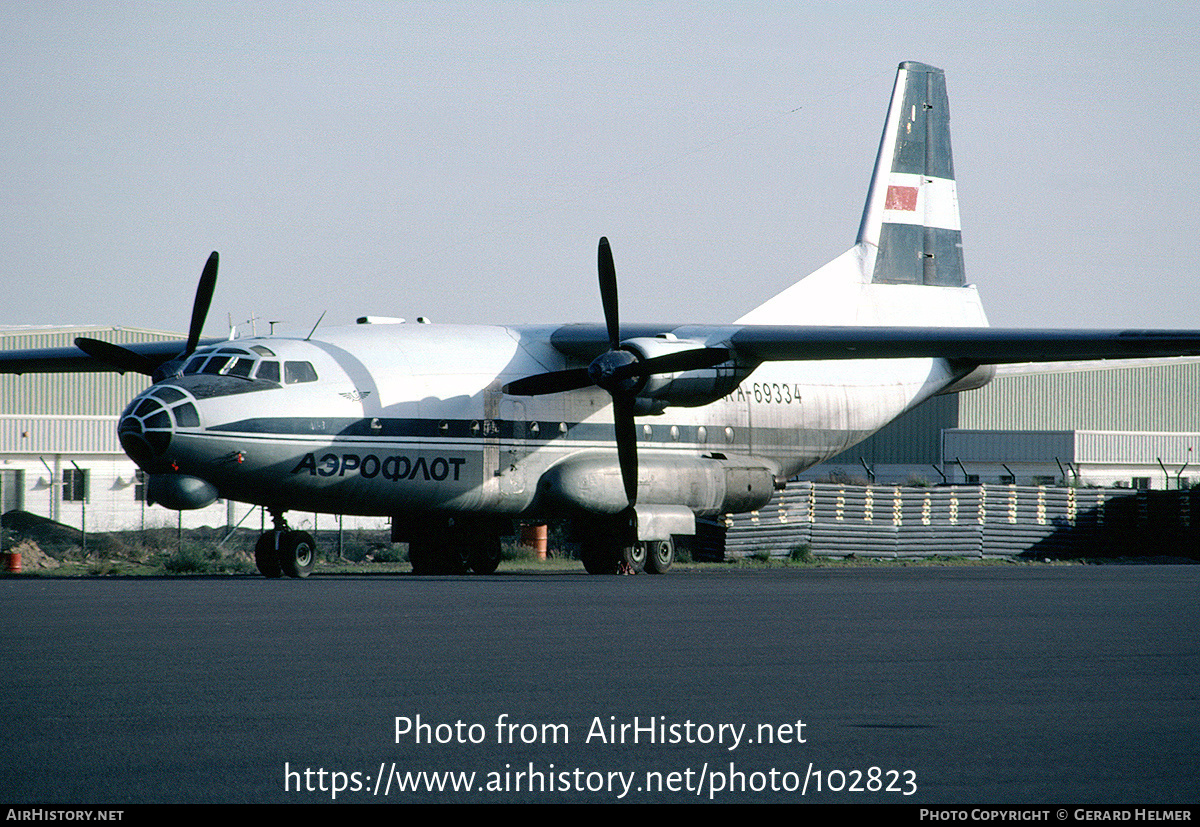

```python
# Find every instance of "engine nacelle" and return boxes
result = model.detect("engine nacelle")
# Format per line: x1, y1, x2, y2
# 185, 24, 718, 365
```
622, 335, 743, 408
935, 362, 996, 395
539, 450, 777, 518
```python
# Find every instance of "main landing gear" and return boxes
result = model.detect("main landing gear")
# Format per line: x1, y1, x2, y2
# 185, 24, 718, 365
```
578, 534, 674, 575
398, 517, 503, 576
254, 512, 316, 578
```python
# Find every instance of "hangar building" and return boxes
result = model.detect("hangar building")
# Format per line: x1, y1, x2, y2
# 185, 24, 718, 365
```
807, 358, 1200, 490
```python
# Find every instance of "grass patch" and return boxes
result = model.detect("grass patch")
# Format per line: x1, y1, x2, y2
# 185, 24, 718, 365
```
161, 543, 255, 575
788, 543, 815, 564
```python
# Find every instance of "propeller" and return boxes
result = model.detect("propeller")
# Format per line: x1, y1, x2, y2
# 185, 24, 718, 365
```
75, 252, 219, 377
185, 251, 219, 357
503, 238, 731, 506
73, 337, 158, 376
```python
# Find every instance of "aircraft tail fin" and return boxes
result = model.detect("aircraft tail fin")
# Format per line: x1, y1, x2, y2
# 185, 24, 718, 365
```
737, 62, 983, 327
858, 61, 964, 287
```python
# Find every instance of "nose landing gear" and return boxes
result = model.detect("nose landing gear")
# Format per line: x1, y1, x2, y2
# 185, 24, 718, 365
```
255, 511, 316, 578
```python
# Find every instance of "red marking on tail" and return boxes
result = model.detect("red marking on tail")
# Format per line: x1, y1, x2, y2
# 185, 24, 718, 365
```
885, 185, 918, 211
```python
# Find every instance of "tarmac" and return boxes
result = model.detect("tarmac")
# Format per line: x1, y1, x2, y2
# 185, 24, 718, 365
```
2, 565, 1197, 805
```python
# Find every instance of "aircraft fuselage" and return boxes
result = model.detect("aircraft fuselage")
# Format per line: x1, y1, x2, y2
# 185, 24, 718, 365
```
119, 322, 959, 522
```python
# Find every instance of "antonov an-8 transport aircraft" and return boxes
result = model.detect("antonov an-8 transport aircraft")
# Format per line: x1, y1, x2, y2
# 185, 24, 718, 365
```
5, 62, 1200, 577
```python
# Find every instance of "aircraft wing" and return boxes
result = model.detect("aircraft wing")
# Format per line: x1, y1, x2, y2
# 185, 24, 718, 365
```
0, 337, 223, 375
724, 326, 1200, 364
549, 324, 1200, 366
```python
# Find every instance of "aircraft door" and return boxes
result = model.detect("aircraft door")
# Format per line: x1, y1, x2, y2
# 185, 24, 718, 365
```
498, 397, 527, 499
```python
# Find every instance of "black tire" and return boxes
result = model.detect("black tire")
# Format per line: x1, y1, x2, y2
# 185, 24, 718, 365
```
254, 532, 282, 578
279, 530, 316, 578
408, 539, 435, 575
644, 537, 674, 574
436, 546, 470, 575
580, 540, 615, 574
468, 536, 502, 575
621, 541, 646, 573
580, 537, 644, 574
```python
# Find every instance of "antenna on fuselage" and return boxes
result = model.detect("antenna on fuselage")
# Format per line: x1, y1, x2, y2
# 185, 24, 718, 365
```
306, 311, 327, 341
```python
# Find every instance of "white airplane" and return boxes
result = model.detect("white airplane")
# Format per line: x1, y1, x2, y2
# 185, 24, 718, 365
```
6, 61, 1200, 578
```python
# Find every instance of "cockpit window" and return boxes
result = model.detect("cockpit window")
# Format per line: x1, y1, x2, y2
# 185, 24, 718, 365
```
284, 361, 319, 384
256, 361, 280, 383
177, 348, 307, 384
201, 356, 231, 375
222, 358, 255, 378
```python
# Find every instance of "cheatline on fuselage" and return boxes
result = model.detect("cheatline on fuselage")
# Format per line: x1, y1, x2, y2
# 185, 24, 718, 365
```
7, 61, 1200, 578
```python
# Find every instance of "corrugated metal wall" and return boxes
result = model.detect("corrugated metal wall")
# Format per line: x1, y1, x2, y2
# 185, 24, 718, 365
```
943, 430, 1077, 463
725, 482, 1200, 559
1074, 431, 1200, 464
960, 360, 1200, 432
0, 328, 182, 435
0, 416, 120, 454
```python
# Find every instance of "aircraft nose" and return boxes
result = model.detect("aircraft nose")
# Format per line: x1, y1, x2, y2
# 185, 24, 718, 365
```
117, 387, 201, 471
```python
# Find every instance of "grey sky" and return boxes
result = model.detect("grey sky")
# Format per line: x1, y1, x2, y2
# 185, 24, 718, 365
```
3, 2, 1198, 336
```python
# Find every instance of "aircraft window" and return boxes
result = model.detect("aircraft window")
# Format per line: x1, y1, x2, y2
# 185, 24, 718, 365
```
183, 356, 207, 375
172, 403, 200, 427
256, 361, 280, 383
202, 356, 232, 375
151, 386, 186, 404
250, 345, 276, 357
284, 361, 319, 384
216, 347, 251, 355
144, 410, 171, 430
134, 399, 159, 418
222, 358, 255, 378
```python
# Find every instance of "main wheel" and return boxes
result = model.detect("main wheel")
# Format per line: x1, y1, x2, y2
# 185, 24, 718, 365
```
644, 537, 674, 574
621, 541, 646, 573
468, 536, 502, 575
254, 532, 282, 579
435, 545, 470, 575
580, 537, 644, 574
408, 538, 435, 575
278, 530, 316, 578
580, 539, 616, 574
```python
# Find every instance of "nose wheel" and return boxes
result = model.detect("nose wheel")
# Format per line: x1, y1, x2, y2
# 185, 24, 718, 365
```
255, 520, 317, 578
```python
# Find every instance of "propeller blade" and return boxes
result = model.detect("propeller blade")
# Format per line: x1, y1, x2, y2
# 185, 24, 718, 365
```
74, 337, 157, 376
612, 393, 638, 507
505, 348, 732, 397
502, 367, 592, 396
615, 347, 733, 382
598, 238, 620, 351
185, 251, 219, 357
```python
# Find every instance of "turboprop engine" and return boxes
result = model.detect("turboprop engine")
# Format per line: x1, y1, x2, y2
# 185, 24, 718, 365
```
620, 335, 745, 413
